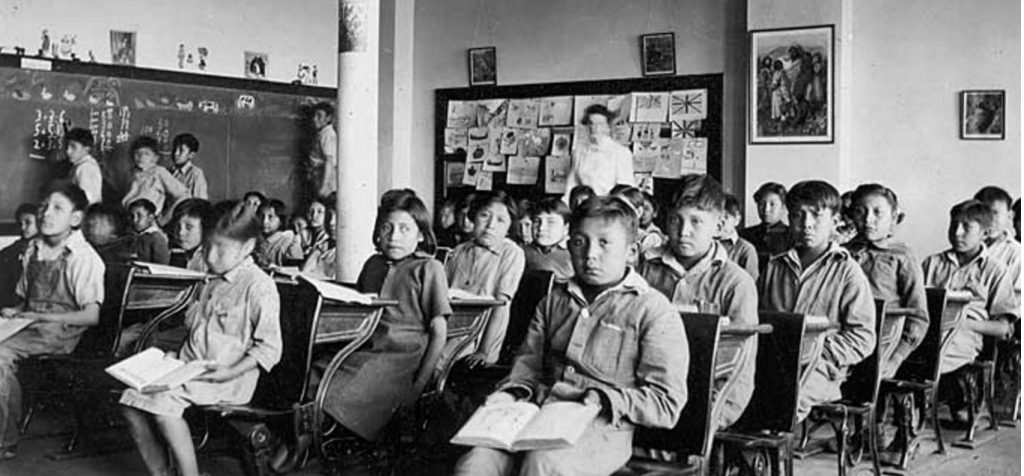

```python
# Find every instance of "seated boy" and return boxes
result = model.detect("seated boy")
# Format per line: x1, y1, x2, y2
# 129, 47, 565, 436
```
121, 136, 189, 225
638, 174, 757, 430
718, 194, 760, 281
523, 197, 573, 280
64, 128, 103, 205
0, 204, 38, 307
170, 133, 209, 200
0, 184, 105, 458
453, 196, 688, 476
740, 182, 792, 271
83, 203, 135, 263
922, 199, 1018, 375
759, 180, 876, 422
128, 199, 171, 264
974, 186, 1021, 302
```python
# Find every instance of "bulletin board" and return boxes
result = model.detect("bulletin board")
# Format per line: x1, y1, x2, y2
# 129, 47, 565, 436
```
434, 74, 723, 209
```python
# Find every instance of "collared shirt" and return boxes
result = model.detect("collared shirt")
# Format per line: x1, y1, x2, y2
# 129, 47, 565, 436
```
501, 269, 688, 430
563, 136, 634, 200
172, 161, 209, 200
922, 245, 1019, 373
845, 236, 929, 361
71, 154, 103, 205
132, 225, 170, 264
523, 242, 574, 280
179, 257, 281, 402
986, 232, 1022, 298
122, 166, 189, 221
16, 230, 105, 308
760, 242, 876, 369
718, 233, 760, 282
310, 125, 338, 197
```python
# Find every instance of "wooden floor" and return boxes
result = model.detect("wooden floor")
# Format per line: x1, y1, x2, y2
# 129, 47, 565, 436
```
0, 406, 1019, 476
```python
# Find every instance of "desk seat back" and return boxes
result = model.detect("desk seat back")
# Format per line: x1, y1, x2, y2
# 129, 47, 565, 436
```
249, 280, 320, 409
731, 312, 807, 433
839, 300, 892, 405
894, 288, 948, 383
73, 263, 134, 358
499, 270, 554, 365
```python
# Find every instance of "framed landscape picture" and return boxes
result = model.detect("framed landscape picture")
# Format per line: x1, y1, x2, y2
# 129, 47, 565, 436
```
468, 47, 497, 86
749, 25, 834, 144
641, 33, 676, 76
960, 90, 1005, 140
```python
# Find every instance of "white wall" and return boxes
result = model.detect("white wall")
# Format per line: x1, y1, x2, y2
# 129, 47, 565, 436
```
848, 0, 1021, 256
411, 0, 748, 209
0, 0, 339, 86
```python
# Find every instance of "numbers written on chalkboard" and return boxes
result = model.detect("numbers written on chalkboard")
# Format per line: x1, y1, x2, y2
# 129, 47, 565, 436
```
140, 117, 172, 155
30, 108, 67, 160
88, 105, 132, 154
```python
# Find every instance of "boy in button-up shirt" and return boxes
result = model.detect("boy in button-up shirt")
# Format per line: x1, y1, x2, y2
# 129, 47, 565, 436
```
639, 174, 757, 430
454, 196, 688, 476
759, 181, 876, 422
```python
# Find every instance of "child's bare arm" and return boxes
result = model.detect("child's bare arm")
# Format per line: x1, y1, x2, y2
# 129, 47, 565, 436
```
22, 302, 99, 326
413, 316, 447, 391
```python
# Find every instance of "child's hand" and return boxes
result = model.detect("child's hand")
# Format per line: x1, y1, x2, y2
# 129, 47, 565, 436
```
547, 381, 585, 402
461, 351, 489, 369
484, 391, 517, 406
197, 362, 234, 383
0, 308, 20, 319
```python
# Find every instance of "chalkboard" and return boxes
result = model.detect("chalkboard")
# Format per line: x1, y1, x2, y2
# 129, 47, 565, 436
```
0, 54, 335, 230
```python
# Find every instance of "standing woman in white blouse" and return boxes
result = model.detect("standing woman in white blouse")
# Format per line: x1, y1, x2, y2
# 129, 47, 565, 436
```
562, 104, 634, 203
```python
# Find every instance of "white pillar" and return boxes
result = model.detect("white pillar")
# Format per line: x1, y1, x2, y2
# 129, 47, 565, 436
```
336, 0, 380, 282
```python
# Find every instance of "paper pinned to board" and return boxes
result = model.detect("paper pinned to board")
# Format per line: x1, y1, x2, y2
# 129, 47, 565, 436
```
630, 92, 669, 123
544, 155, 570, 194
670, 89, 708, 122
538, 96, 573, 127
447, 100, 477, 129
681, 137, 708, 173
507, 99, 540, 129
507, 156, 541, 185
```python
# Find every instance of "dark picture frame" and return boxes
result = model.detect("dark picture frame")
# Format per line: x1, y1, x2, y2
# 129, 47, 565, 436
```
641, 33, 676, 77
960, 90, 1005, 140
749, 25, 834, 144
468, 47, 497, 87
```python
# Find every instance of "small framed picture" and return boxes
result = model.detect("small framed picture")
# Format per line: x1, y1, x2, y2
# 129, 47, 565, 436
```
961, 90, 1005, 140
641, 33, 676, 77
110, 30, 136, 66
468, 47, 497, 87
244, 51, 268, 79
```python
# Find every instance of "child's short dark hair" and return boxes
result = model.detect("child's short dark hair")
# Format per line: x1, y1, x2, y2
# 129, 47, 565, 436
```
381, 194, 437, 255
212, 202, 261, 242
46, 183, 89, 212
65, 128, 94, 149
753, 182, 787, 203
469, 191, 519, 222
128, 198, 158, 216
786, 180, 841, 215
723, 194, 742, 217
570, 196, 639, 243
611, 185, 645, 217
85, 203, 125, 235
974, 186, 1013, 209
243, 191, 266, 203
532, 197, 571, 222
14, 203, 37, 219
258, 198, 288, 220
312, 102, 335, 118
131, 136, 160, 154
580, 104, 615, 125
569, 185, 596, 206
172, 199, 216, 235
669, 174, 725, 213
172, 133, 200, 153
851, 183, 900, 211
950, 199, 995, 230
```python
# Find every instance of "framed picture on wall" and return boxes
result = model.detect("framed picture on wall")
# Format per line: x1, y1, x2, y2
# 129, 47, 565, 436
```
749, 25, 834, 144
468, 47, 497, 87
641, 33, 676, 76
960, 90, 1005, 140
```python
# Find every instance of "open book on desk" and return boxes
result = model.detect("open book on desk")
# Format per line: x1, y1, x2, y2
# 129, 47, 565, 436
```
298, 274, 377, 305
448, 288, 497, 301
451, 400, 599, 452
0, 317, 35, 343
106, 347, 213, 393
133, 261, 209, 279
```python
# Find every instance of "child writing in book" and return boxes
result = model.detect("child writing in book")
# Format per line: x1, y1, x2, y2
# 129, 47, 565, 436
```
129, 199, 171, 264
921, 200, 1017, 375
254, 199, 303, 268
454, 196, 688, 476
0, 204, 38, 307
121, 136, 189, 225
759, 180, 876, 422
523, 197, 573, 280
718, 194, 759, 281
445, 191, 525, 367
638, 174, 758, 430
120, 203, 281, 476
170, 133, 209, 200
843, 184, 928, 378
64, 128, 102, 205
0, 184, 105, 459
169, 199, 215, 269
319, 194, 451, 453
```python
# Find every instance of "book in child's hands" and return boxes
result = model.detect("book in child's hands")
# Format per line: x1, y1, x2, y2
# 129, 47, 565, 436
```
106, 347, 213, 393
0, 317, 35, 343
450, 400, 599, 452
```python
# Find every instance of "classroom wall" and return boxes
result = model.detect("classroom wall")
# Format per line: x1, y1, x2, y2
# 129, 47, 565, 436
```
0, 0, 339, 86
847, 0, 1021, 256
411, 0, 748, 209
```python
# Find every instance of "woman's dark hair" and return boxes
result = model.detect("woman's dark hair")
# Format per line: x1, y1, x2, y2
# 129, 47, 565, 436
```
580, 104, 615, 126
